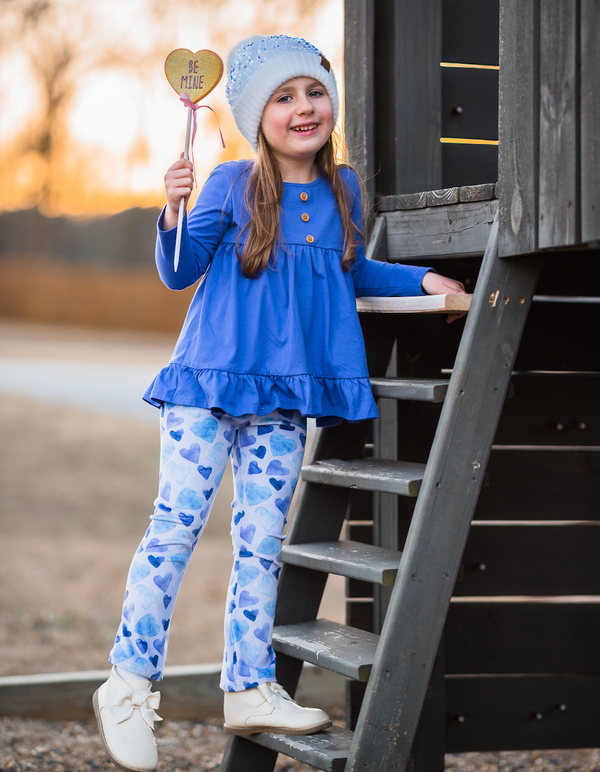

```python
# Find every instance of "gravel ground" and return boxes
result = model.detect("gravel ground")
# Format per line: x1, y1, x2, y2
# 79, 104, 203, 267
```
0, 717, 599, 772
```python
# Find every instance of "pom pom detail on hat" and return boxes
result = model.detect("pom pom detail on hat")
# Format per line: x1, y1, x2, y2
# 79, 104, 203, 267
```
226, 34, 339, 152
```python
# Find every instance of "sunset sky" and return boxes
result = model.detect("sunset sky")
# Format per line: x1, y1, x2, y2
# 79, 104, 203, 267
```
0, 0, 343, 216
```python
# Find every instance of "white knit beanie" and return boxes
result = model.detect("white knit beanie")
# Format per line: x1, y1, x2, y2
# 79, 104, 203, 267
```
225, 34, 339, 152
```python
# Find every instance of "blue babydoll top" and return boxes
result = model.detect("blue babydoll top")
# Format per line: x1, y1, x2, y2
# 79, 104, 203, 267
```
143, 160, 431, 425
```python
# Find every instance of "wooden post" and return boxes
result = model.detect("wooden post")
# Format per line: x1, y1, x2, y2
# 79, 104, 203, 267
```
498, 0, 540, 257
372, 342, 398, 633
538, 0, 580, 248
581, 0, 600, 243
344, 0, 375, 209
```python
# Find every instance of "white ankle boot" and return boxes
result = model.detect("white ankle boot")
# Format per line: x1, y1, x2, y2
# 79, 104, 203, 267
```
93, 666, 162, 772
223, 682, 331, 735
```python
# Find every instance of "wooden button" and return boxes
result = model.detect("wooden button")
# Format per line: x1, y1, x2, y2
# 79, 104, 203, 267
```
306, 234, 315, 244
301, 213, 310, 222
300, 192, 308, 201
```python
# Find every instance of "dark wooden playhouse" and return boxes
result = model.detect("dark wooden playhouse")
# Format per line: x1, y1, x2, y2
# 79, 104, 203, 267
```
221, 2, 600, 770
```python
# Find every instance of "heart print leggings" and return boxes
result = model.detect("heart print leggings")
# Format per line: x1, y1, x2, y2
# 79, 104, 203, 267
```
108, 403, 306, 692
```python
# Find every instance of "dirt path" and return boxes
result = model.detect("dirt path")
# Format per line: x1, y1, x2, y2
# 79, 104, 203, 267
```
0, 392, 344, 676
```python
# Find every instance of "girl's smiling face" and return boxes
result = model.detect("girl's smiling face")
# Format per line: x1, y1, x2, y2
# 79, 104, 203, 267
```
260, 77, 334, 170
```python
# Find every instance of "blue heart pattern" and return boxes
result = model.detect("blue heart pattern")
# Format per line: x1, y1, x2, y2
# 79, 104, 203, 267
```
110, 406, 306, 689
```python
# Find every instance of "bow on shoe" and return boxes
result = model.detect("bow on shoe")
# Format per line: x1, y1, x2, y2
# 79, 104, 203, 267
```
259, 682, 293, 710
110, 684, 162, 729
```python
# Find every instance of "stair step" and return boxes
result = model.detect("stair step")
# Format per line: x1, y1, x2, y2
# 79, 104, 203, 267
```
272, 619, 379, 681
282, 540, 401, 586
369, 376, 448, 402
356, 293, 471, 314
246, 724, 353, 772
301, 458, 425, 497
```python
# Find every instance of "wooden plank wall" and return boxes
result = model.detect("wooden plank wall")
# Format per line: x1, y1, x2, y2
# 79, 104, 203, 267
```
538, 1, 580, 248
497, 0, 539, 256
348, 250, 600, 753
344, 0, 375, 206
499, 0, 599, 255
581, 0, 600, 243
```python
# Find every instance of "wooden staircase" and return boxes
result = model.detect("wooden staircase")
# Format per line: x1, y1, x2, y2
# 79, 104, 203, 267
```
219, 184, 543, 771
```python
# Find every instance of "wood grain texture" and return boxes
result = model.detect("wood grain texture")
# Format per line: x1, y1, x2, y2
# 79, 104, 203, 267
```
302, 458, 425, 497
377, 186, 496, 212
369, 377, 449, 402
356, 294, 472, 314
282, 540, 401, 585
344, 0, 375, 206
427, 187, 460, 207
247, 725, 353, 772
538, 0, 579, 248
385, 200, 498, 260
581, 0, 600, 243
459, 183, 496, 203
273, 619, 379, 681
397, 191, 429, 210
376, 192, 428, 212
498, 0, 539, 256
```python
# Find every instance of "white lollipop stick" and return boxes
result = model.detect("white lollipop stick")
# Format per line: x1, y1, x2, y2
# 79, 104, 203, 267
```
174, 105, 193, 272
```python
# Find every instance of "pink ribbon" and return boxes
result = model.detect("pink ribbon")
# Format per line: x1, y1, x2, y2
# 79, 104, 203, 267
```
179, 92, 226, 187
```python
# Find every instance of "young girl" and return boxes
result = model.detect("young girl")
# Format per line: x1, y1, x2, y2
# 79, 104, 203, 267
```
94, 34, 464, 772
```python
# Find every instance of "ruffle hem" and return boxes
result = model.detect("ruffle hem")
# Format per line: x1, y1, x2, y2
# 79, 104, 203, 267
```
143, 363, 379, 427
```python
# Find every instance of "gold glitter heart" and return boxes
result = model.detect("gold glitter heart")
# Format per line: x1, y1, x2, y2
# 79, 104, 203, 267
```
164, 49, 223, 103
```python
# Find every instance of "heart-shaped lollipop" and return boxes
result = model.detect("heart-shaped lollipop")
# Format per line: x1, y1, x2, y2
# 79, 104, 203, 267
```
164, 48, 225, 271
165, 49, 223, 103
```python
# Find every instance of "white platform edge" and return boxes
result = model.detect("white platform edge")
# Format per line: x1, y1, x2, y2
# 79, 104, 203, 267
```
356, 293, 472, 314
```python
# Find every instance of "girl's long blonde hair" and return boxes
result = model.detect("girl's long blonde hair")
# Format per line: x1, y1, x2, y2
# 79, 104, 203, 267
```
235, 129, 364, 279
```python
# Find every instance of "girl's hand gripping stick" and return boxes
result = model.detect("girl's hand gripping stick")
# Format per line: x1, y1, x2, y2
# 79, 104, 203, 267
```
164, 49, 225, 271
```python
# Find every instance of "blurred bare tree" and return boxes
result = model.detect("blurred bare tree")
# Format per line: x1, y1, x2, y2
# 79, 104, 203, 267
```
0, 0, 326, 213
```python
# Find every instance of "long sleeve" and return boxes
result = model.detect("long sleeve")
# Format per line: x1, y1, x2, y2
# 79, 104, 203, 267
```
343, 169, 432, 298
155, 163, 236, 290
144, 162, 392, 425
